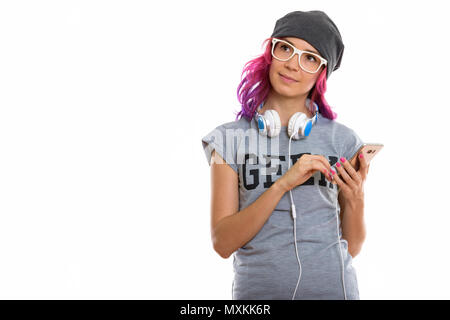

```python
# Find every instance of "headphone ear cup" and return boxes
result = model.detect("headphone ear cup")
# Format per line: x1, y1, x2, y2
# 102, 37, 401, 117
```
288, 112, 307, 140
255, 114, 268, 136
265, 109, 281, 137
303, 119, 313, 137
287, 113, 299, 140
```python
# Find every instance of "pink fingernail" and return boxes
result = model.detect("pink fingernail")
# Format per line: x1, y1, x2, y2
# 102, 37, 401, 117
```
359, 153, 364, 159
336, 162, 341, 167
340, 157, 346, 163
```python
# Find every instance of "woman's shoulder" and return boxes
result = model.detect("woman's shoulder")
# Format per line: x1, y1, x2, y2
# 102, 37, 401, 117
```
214, 116, 252, 131
317, 113, 363, 159
201, 116, 251, 174
318, 113, 359, 138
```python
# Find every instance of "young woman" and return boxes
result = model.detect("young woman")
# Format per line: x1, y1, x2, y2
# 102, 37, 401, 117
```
201, 10, 370, 300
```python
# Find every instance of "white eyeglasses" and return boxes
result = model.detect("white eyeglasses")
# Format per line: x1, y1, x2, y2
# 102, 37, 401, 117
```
271, 38, 328, 74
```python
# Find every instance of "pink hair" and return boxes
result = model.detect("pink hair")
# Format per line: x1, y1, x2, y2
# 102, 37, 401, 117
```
234, 37, 337, 122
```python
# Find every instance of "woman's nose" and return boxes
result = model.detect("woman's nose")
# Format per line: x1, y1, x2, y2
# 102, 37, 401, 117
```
285, 53, 300, 71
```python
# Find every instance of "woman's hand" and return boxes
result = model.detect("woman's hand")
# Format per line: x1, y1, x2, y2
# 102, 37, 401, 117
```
278, 154, 333, 192
331, 153, 370, 205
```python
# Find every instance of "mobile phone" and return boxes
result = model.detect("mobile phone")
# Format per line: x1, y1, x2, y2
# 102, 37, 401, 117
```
335, 143, 384, 175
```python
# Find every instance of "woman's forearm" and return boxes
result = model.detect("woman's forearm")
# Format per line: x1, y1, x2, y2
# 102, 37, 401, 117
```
212, 179, 288, 259
341, 200, 366, 257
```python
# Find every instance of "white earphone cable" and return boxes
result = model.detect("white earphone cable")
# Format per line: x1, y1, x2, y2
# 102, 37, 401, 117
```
288, 129, 347, 300
288, 131, 302, 300
263, 102, 346, 300
334, 188, 347, 300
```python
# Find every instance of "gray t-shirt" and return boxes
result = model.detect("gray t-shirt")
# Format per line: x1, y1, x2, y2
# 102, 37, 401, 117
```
201, 112, 364, 300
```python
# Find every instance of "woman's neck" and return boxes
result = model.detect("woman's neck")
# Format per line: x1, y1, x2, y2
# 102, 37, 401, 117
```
259, 92, 313, 127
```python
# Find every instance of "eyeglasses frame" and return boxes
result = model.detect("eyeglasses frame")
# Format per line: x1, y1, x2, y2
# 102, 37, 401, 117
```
271, 38, 328, 74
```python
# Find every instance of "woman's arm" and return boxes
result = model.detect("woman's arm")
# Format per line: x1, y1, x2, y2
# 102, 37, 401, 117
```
338, 191, 366, 258
210, 150, 288, 259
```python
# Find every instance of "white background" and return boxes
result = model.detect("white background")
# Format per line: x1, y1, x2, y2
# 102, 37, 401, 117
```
0, 0, 449, 299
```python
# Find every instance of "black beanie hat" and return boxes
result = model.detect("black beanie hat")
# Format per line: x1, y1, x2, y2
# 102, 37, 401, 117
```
271, 10, 344, 80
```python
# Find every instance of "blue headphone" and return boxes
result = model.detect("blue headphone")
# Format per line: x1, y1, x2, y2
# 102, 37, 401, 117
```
254, 98, 319, 140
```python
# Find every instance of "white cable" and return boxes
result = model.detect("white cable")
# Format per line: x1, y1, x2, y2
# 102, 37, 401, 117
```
287, 122, 346, 300
334, 189, 348, 300
288, 131, 302, 300
291, 213, 302, 300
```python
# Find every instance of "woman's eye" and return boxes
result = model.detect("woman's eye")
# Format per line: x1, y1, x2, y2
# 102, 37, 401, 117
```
306, 54, 317, 62
281, 45, 290, 52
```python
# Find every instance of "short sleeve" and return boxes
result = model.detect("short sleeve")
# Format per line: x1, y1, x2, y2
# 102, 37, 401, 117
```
201, 124, 239, 174
339, 127, 364, 162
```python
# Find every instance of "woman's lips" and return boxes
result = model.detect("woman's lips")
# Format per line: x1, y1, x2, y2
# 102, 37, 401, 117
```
279, 73, 297, 83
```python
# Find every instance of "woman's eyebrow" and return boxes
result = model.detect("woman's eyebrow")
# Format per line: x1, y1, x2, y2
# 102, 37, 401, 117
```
283, 39, 320, 55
